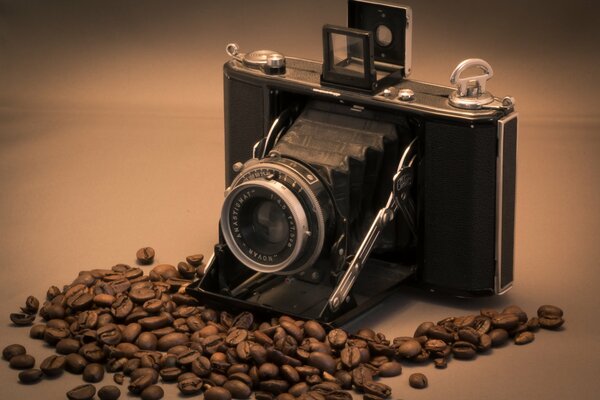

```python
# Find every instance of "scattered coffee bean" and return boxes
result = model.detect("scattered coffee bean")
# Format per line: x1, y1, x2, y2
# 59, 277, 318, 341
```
515, 331, 535, 345
65, 353, 88, 374
22, 296, 40, 314
137, 247, 156, 265
10, 312, 36, 326
98, 385, 121, 400
9, 354, 35, 369
141, 384, 164, 400
40, 354, 66, 377
185, 254, 204, 267
18, 368, 43, 384
434, 358, 447, 369
83, 363, 105, 382
378, 361, 402, 377
3, 344, 26, 361
409, 373, 428, 389
67, 383, 97, 400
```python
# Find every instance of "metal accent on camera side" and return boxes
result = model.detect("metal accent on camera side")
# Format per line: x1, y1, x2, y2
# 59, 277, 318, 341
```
226, 43, 286, 75
448, 58, 495, 110
495, 112, 518, 294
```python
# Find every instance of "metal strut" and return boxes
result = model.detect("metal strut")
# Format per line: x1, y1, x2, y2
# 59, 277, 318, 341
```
328, 138, 418, 311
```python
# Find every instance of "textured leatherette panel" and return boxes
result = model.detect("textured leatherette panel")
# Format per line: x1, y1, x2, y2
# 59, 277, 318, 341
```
421, 121, 497, 293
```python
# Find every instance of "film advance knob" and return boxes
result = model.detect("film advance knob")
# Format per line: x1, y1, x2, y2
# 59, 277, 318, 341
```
264, 53, 286, 75
448, 58, 495, 109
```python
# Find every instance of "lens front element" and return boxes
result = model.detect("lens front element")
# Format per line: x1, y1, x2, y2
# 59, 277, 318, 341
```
220, 159, 331, 275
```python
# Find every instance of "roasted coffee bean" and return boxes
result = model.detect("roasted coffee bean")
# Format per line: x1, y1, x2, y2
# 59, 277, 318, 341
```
111, 295, 134, 319
363, 381, 391, 398
396, 339, 422, 358
130, 367, 159, 383
492, 313, 520, 330
289, 382, 310, 397
186, 254, 204, 267
378, 361, 402, 377
40, 354, 65, 377
177, 261, 196, 279
56, 338, 81, 355
539, 316, 565, 329
178, 349, 200, 366
29, 323, 46, 339
137, 247, 155, 265
67, 384, 97, 400
68, 292, 94, 311
94, 294, 116, 307
473, 316, 492, 335
351, 365, 374, 388
3, 343, 26, 360
281, 320, 303, 342
83, 363, 105, 383
205, 386, 233, 400
260, 379, 290, 395
98, 385, 121, 400
113, 373, 125, 385
17, 368, 42, 386
488, 329, 509, 347
334, 370, 353, 389
140, 385, 164, 400
130, 288, 156, 304
452, 341, 477, 360
23, 295, 40, 314
159, 366, 182, 381
65, 353, 88, 374
426, 326, 454, 343
409, 373, 428, 389
143, 299, 163, 314
303, 320, 326, 341
177, 374, 203, 395
232, 311, 254, 330
478, 334, 492, 352
129, 373, 155, 394
224, 379, 252, 398
47, 285, 61, 300
527, 317, 541, 331
80, 343, 105, 362
308, 352, 336, 374
413, 322, 434, 338
122, 322, 142, 343
458, 327, 480, 345
9, 354, 35, 369
327, 329, 348, 348
258, 363, 279, 380
277, 393, 297, 400
434, 357, 447, 369
340, 346, 361, 369
136, 332, 158, 350
97, 323, 122, 345
503, 305, 528, 323
10, 312, 36, 326
44, 326, 70, 345
140, 315, 170, 330
537, 304, 563, 318
515, 331, 535, 345
40, 304, 66, 320
225, 328, 248, 346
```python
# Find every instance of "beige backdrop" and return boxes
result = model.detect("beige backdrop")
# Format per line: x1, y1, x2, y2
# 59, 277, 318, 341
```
1, 1, 599, 399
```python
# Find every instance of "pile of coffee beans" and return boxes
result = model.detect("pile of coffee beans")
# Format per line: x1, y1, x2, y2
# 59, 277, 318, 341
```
2, 247, 565, 399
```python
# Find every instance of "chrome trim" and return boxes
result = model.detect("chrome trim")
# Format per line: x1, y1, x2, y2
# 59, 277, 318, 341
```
495, 112, 518, 294
404, 6, 412, 76
221, 179, 310, 274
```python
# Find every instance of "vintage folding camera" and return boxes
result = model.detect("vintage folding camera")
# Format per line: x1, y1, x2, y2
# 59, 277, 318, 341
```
188, 0, 518, 325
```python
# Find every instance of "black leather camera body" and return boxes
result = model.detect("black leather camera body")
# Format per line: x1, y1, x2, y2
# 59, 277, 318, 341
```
188, 1, 518, 325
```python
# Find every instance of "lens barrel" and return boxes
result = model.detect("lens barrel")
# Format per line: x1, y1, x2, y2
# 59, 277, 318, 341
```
220, 157, 332, 274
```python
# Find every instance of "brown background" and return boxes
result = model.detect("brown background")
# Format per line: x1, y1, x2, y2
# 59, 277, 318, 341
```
1, 1, 599, 399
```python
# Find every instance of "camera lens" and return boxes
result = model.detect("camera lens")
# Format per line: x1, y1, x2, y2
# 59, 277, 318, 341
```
220, 158, 332, 275
241, 198, 290, 255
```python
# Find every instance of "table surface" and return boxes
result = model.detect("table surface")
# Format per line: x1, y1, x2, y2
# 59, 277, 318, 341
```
0, 109, 598, 400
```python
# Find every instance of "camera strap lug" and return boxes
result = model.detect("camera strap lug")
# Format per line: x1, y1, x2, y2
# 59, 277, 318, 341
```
327, 138, 418, 311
